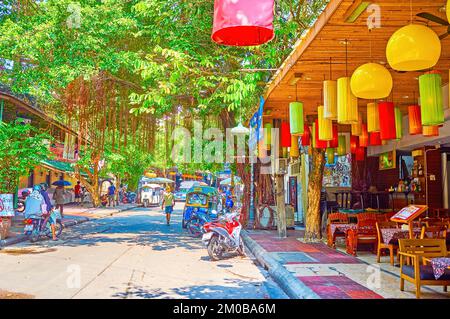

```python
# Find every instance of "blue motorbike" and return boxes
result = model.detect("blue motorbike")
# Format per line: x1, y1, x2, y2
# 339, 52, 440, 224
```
186, 207, 220, 238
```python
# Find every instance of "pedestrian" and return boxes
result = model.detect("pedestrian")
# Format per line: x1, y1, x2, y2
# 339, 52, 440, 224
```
74, 181, 82, 205
107, 183, 116, 207
161, 186, 174, 226
53, 185, 66, 218
40, 183, 53, 213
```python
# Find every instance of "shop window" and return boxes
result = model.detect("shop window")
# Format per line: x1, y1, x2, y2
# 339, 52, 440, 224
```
323, 154, 352, 187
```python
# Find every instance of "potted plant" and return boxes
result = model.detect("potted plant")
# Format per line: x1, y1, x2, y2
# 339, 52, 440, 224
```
0, 121, 51, 239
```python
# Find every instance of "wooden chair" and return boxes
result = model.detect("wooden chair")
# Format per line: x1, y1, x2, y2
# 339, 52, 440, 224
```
398, 239, 450, 298
420, 225, 448, 239
327, 213, 350, 248
376, 221, 399, 265
346, 219, 377, 256
357, 212, 377, 223
375, 213, 389, 224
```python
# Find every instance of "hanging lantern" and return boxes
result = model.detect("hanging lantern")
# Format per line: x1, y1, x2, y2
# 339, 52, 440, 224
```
326, 148, 336, 165
301, 124, 311, 146
282, 147, 288, 158
328, 124, 339, 148
367, 102, 380, 133
337, 135, 347, 156
408, 105, 422, 135
350, 135, 359, 154
350, 63, 393, 99
359, 124, 369, 147
280, 122, 291, 147
419, 72, 444, 126
448, 0, 450, 24
318, 106, 333, 141
378, 102, 396, 140
355, 147, 365, 161
337, 77, 358, 124
290, 136, 299, 158
423, 125, 440, 137
351, 112, 363, 136
369, 132, 382, 146
395, 107, 403, 140
264, 122, 272, 149
212, 0, 275, 46
289, 102, 304, 136
386, 24, 441, 71
323, 80, 337, 120
314, 120, 328, 149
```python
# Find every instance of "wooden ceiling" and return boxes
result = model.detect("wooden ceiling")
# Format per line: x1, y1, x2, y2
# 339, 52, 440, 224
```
263, 0, 450, 122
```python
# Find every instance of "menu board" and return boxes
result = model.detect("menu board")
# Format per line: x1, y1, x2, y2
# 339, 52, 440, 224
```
390, 205, 428, 223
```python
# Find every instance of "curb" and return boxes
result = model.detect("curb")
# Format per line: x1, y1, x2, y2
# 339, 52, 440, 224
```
0, 205, 138, 248
242, 231, 320, 299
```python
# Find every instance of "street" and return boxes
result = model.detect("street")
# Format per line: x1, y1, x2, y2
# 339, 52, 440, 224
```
0, 204, 286, 299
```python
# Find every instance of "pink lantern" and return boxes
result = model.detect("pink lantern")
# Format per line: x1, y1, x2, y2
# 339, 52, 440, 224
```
212, 0, 275, 46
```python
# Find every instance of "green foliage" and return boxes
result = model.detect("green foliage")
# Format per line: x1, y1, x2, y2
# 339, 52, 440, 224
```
0, 121, 52, 193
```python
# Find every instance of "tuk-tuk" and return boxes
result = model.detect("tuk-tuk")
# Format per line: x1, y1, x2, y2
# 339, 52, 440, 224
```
139, 183, 162, 207
182, 186, 220, 228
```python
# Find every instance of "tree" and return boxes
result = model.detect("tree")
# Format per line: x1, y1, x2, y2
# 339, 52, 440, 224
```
0, 121, 51, 193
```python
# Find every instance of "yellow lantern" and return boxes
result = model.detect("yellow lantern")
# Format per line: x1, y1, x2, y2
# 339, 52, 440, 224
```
448, 0, 450, 23
290, 136, 299, 158
318, 105, 333, 141
351, 112, 363, 136
386, 24, 441, 71
350, 63, 393, 99
323, 80, 337, 120
337, 77, 358, 124
367, 102, 380, 132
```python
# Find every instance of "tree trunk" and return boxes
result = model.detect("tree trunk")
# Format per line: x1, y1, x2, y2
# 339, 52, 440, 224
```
275, 174, 287, 238
305, 147, 325, 242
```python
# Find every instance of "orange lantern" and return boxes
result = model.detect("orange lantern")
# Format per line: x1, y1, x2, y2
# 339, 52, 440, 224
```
359, 124, 369, 147
314, 120, 328, 149
408, 105, 422, 135
350, 135, 359, 154
423, 125, 439, 137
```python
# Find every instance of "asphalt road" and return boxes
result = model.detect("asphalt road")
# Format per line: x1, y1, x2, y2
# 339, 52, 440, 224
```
0, 203, 286, 299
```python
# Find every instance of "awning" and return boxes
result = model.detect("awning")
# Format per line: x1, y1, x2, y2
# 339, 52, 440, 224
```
40, 159, 89, 176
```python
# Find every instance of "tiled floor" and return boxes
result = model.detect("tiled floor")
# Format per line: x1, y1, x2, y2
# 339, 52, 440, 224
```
248, 229, 450, 299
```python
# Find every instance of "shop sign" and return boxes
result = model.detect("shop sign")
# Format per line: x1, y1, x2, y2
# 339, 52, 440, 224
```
0, 194, 15, 217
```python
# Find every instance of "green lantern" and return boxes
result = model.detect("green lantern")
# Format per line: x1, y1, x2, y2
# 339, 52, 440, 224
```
419, 72, 444, 126
289, 102, 304, 135
395, 107, 403, 140
326, 148, 336, 165
264, 123, 272, 147
337, 135, 347, 156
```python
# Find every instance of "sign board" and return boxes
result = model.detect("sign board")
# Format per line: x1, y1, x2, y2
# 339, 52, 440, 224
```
390, 205, 428, 224
0, 194, 15, 217
379, 150, 396, 170
248, 97, 264, 153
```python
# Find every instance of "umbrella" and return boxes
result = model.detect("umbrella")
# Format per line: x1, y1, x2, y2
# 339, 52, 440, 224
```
220, 177, 242, 185
52, 180, 72, 187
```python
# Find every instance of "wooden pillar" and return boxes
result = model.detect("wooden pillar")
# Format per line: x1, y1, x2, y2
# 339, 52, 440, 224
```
275, 173, 287, 238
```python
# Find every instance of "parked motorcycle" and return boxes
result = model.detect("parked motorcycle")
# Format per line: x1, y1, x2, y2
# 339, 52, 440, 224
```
201, 212, 244, 261
122, 191, 136, 204
24, 209, 63, 242
186, 208, 220, 238
16, 189, 31, 213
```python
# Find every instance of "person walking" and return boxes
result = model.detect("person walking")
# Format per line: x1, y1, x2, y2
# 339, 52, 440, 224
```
53, 185, 66, 218
74, 181, 82, 205
161, 186, 174, 226
107, 183, 116, 207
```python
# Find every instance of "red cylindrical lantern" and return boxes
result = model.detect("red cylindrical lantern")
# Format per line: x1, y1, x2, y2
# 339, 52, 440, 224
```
408, 105, 422, 135
378, 102, 396, 140
280, 122, 291, 147
315, 119, 328, 149
350, 135, 359, 154
355, 147, 365, 161
301, 124, 311, 146
328, 124, 339, 148
359, 123, 368, 147
212, 0, 275, 46
369, 132, 382, 146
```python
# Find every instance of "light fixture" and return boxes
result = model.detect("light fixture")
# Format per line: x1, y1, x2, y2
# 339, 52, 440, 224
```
408, 105, 422, 135
369, 132, 382, 146
386, 24, 441, 71
419, 71, 444, 126
447, 0, 450, 23
231, 122, 250, 135
367, 102, 380, 133
301, 124, 311, 146
324, 58, 337, 120
350, 63, 393, 99
423, 125, 440, 137
280, 122, 291, 147
318, 105, 333, 141
289, 85, 304, 136
337, 135, 347, 156
351, 112, 363, 136
328, 124, 339, 148
326, 148, 336, 165
395, 107, 403, 140
264, 122, 272, 150
359, 124, 369, 147
378, 102, 396, 140
290, 136, 300, 158
313, 120, 328, 149
337, 40, 358, 124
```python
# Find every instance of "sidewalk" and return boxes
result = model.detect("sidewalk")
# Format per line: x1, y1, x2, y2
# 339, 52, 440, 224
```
243, 229, 450, 299
0, 203, 138, 248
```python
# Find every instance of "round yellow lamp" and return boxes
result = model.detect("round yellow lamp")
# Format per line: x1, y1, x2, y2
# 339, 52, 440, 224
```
350, 63, 393, 99
386, 24, 441, 71
337, 77, 358, 124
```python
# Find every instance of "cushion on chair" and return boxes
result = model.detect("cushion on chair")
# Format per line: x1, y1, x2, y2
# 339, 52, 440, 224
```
402, 265, 450, 281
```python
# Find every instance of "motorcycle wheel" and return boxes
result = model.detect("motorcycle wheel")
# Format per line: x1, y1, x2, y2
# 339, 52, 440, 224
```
187, 219, 202, 238
207, 235, 223, 261
45, 221, 63, 239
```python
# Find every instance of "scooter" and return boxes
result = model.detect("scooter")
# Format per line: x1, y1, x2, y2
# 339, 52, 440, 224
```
201, 212, 244, 261
24, 209, 63, 242
186, 208, 220, 238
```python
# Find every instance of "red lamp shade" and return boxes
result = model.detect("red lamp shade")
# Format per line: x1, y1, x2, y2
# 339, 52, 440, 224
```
355, 147, 365, 161
359, 124, 369, 147
301, 124, 311, 146
378, 102, 396, 140
280, 122, 291, 147
350, 135, 359, 154
212, 0, 275, 46
328, 124, 339, 148
408, 105, 422, 135
369, 132, 382, 146
315, 119, 328, 149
